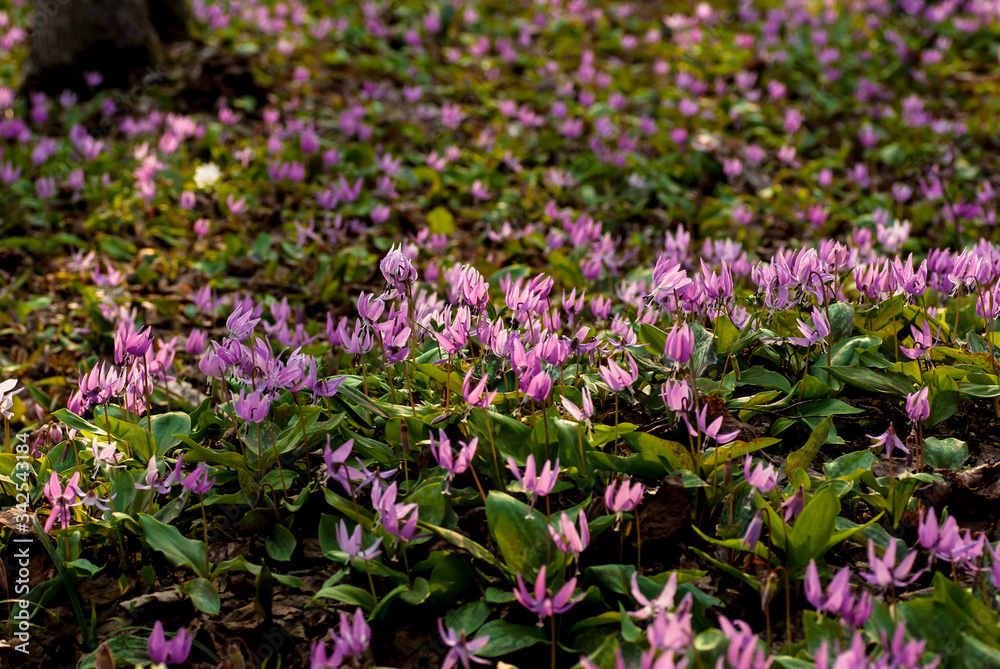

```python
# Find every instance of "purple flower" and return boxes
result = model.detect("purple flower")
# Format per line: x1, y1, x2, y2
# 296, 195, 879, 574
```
438, 619, 490, 669
80, 488, 114, 512
114, 321, 152, 364
194, 218, 210, 238
310, 637, 344, 669
661, 378, 693, 412
334, 519, 382, 562
521, 367, 553, 402
548, 509, 590, 556
684, 404, 740, 446
629, 571, 679, 620
198, 348, 226, 378
379, 243, 417, 296
905, 386, 930, 423
375, 309, 412, 364
357, 291, 385, 323
339, 319, 375, 356
323, 437, 377, 494
599, 353, 638, 392
226, 302, 260, 341
744, 454, 777, 494
741, 510, 764, 551
804, 560, 851, 614
43, 471, 81, 533
604, 479, 644, 516
514, 565, 581, 626
868, 424, 908, 460
788, 306, 831, 348
507, 455, 559, 516
560, 387, 594, 427
315, 607, 370, 662
136, 456, 173, 495
233, 389, 271, 423
860, 538, 924, 588
718, 616, 769, 669
900, 320, 938, 360
185, 329, 208, 356
462, 370, 497, 408
429, 430, 477, 493
372, 481, 421, 542
147, 621, 192, 665
226, 193, 248, 216
181, 462, 216, 495
782, 484, 806, 523
918, 507, 984, 565
664, 322, 694, 364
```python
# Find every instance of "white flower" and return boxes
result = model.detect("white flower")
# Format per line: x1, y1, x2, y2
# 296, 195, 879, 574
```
193, 163, 221, 189
0, 378, 22, 420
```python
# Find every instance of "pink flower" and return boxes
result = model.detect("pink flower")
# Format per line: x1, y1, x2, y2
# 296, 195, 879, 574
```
508, 455, 559, 516
514, 565, 581, 626
43, 471, 81, 533
548, 509, 590, 556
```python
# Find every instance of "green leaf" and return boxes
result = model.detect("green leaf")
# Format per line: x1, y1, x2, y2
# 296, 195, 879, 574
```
827, 302, 855, 342
52, 408, 103, 435
417, 522, 501, 569
691, 525, 771, 562
959, 383, 1000, 398
887, 477, 920, 529
486, 492, 559, 574
445, 599, 492, 636
589, 451, 670, 480
620, 602, 643, 642
212, 555, 303, 588
401, 576, 431, 606
150, 412, 192, 456
785, 416, 832, 477
932, 571, 1000, 647
829, 335, 882, 366
427, 206, 455, 234
690, 322, 717, 377
735, 367, 792, 393
312, 584, 377, 611
96, 411, 156, 463
714, 315, 740, 354
820, 366, 913, 397
254, 564, 274, 623
429, 554, 473, 608
181, 577, 220, 614
802, 610, 845, 654
65, 559, 103, 576
703, 437, 780, 476
926, 374, 959, 427
139, 514, 209, 578
623, 431, 695, 472
266, 524, 297, 561
785, 487, 839, 569
639, 323, 667, 356
468, 408, 533, 464
923, 437, 969, 471
823, 449, 877, 479
474, 620, 548, 657
689, 547, 761, 591
825, 513, 882, 553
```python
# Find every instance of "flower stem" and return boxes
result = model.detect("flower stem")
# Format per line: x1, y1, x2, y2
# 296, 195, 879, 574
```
482, 407, 502, 485
200, 493, 211, 578
550, 613, 557, 669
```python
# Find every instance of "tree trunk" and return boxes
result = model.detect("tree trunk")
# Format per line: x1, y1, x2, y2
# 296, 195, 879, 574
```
22, 0, 188, 95
148, 0, 189, 43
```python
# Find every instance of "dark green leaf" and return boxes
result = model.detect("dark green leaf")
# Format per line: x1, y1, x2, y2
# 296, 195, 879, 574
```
923, 437, 969, 471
